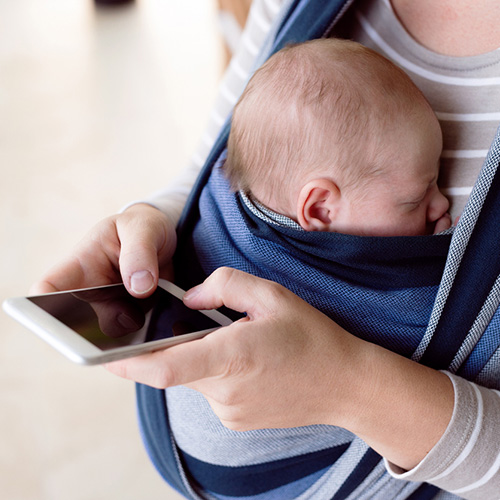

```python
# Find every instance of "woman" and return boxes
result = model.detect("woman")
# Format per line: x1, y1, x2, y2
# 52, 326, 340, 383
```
33, 0, 500, 498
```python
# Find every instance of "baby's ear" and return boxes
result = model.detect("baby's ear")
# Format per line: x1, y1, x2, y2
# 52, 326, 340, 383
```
296, 179, 341, 231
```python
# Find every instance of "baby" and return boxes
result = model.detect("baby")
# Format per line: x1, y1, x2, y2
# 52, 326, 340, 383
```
224, 38, 451, 236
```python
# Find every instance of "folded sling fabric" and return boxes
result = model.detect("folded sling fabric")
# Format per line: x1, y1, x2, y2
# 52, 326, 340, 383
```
136, 0, 500, 498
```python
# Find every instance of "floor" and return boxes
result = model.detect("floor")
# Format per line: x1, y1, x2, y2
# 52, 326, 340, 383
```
0, 1, 223, 498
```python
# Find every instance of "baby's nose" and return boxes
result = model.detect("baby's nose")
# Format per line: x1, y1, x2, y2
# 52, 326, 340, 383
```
428, 190, 450, 222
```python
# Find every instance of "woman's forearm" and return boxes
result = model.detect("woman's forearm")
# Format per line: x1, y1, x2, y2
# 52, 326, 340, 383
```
340, 338, 500, 499
337, 338, 454, 470
387, 372, 500, 499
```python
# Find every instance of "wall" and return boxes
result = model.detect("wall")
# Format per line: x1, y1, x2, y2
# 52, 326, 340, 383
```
0, 1, 223, 498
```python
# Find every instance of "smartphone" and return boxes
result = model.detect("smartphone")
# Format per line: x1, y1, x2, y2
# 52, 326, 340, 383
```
2, 279, 233, 365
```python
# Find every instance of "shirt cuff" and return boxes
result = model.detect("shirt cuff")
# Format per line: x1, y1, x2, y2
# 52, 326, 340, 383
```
384, 371, 500, 499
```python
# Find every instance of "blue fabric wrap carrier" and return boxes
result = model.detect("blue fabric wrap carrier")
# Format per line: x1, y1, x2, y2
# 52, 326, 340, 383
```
135, 159, 450, 499
179, 162, 452, 359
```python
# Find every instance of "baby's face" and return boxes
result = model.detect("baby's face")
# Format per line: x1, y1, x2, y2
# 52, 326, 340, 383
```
348, 170, 449, 236
342, 119, 449, 237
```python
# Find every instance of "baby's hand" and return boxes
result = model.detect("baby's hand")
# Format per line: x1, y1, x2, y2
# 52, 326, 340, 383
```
433, 213, 452, 234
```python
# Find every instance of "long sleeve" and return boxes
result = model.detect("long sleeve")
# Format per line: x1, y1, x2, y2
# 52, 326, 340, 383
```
126, 0, 285, 225
386, 371, 500, 499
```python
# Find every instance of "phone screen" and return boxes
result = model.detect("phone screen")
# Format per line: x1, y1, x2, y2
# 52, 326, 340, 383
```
28, 284, 222, 351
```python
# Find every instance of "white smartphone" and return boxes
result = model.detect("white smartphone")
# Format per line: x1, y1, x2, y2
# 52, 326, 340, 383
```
2, 279, 233, 365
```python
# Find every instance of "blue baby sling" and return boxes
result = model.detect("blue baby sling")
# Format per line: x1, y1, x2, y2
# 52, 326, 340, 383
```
136, 0, 500, 498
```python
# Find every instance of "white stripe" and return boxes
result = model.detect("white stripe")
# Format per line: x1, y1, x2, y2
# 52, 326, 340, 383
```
218, 11, 243, 55
451, 445, 500, 494
436, 111, 500, 122
242, 31, 260, 56
440, 186, 473, 197
219, 81, 239, 104
450, 391, 500, 495
428, 384, 484, 482
357, 12, 500, 86
201, 132, 216, 149
230, 56, 251, 81
266, 0, 282, 16
252, 7, 273, 33
210, 110, 226, 127
191, 152, 206, 167
441, 149, 489, 159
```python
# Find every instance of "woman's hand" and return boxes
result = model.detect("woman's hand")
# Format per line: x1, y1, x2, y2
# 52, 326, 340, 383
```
105, 267, 454, 471
30, 203, 177, 297
107, 267, 361, 429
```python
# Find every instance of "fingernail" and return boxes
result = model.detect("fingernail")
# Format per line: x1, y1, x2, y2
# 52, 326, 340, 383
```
131, 271, 154, 295
183, 285, 202, 302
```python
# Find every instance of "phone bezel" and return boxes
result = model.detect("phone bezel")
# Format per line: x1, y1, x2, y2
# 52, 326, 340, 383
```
3, 279, 232, 365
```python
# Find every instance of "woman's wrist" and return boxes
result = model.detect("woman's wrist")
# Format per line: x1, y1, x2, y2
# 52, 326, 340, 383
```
335, 338, 454, 470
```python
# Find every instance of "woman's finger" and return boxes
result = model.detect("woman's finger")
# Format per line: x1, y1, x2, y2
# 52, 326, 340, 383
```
104, 327, 234, 388
117, 204, 177, 297
183, 267, 287, 318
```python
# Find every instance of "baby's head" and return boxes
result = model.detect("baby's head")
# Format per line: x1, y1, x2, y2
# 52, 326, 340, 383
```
225, 38, 450, 236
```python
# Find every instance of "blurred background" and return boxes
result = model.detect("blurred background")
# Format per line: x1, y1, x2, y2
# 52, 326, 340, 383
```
0, 0, 247, 498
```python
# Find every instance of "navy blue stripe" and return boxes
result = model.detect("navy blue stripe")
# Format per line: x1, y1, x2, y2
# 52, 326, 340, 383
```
330, 448, 381, 500
179, 443, 350, 496
136, 384, 195, 499
407, 483, 440, 500
419, 152, 500, 370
